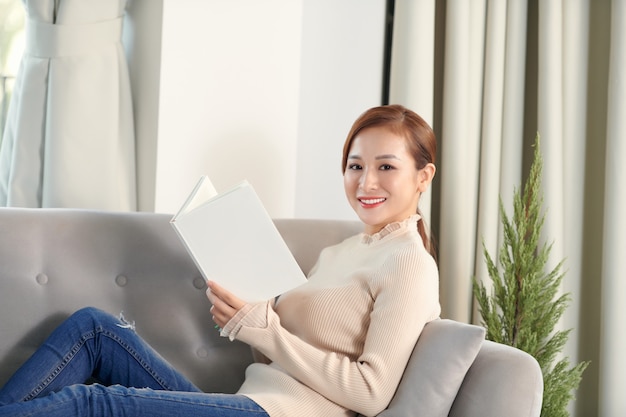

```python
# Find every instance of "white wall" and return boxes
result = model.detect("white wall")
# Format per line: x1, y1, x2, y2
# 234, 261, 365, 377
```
295, 0, 386, 220
125, 0, 386, 219
156, 0, 304, 217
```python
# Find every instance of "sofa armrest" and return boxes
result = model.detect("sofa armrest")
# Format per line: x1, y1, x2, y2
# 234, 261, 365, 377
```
448, 340, 543, 417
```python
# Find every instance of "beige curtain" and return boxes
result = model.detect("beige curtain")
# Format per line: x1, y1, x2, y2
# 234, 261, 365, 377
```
389, 0, 624, 415
0, 0, 136, 210
600, 2, 625, 416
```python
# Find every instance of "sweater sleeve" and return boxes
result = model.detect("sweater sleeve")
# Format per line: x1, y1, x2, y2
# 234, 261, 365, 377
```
222, 245, 440, 417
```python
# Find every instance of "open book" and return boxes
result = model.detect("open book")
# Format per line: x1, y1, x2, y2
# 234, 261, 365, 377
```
170, 176, 307, 302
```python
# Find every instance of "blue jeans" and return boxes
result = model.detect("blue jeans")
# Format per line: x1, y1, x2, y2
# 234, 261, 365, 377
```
0, 307, 268, 417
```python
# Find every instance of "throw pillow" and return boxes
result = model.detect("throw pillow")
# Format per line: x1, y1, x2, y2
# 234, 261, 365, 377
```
375, 319, 485, 417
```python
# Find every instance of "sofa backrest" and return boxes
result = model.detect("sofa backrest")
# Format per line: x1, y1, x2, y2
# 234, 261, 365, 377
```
0, 208, 361, 393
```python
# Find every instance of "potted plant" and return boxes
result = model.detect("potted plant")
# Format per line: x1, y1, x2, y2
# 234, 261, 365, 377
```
472, 134, 588, 417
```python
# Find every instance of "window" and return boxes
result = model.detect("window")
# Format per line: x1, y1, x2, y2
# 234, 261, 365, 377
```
0, 0, 25, 146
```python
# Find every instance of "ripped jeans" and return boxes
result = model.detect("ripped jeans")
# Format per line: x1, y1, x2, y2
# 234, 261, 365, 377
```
0, 307, 268, 417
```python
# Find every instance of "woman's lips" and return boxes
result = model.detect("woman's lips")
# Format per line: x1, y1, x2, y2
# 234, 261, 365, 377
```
358, 197, 386, 207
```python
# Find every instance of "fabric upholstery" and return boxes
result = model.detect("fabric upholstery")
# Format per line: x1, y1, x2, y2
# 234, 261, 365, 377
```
448, 340, 543, 417
0, 208, 543, 417
377, 319, 485, 417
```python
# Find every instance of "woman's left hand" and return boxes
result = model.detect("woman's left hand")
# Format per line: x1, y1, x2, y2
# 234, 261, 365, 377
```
206, 280, 247, 329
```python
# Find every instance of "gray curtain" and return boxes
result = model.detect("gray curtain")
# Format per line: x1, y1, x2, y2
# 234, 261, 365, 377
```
0, 0, 136, 210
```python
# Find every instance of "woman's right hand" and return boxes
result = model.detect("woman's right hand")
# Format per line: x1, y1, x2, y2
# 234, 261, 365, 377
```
206, 280, 246, 329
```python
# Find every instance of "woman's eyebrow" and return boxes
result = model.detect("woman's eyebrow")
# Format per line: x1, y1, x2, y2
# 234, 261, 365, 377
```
347, 154, 401, 160
376, 154, 401, 160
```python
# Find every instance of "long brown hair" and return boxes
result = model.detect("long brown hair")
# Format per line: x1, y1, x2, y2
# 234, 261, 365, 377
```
341, 104, 437, 259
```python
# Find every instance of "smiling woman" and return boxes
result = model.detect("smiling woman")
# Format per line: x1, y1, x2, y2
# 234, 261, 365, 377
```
0, 104, 442, 417
344, 127, 426, 235
341, 105, 437, 257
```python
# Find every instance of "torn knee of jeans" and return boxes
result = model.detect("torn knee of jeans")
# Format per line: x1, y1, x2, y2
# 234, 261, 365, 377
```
116, 311, 136, 331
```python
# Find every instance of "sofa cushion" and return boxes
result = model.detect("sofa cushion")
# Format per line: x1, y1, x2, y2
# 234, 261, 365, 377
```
376, 319, 485, 417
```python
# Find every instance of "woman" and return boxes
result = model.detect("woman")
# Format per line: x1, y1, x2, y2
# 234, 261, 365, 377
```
0, 104, 440, 417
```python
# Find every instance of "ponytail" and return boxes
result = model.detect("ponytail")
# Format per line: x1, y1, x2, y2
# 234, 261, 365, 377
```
416, 208, 437, 263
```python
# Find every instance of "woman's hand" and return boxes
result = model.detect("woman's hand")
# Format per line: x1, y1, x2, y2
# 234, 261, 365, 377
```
206, 280, 246, 329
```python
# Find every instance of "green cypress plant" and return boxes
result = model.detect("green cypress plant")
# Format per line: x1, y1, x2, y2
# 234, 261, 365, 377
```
472, 134, 589, 417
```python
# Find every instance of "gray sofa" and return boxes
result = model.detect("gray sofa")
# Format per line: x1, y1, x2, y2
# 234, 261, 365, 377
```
0, 208, 543, 416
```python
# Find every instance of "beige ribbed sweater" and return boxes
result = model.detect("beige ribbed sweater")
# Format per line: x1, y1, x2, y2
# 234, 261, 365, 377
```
222, 215, 441, 417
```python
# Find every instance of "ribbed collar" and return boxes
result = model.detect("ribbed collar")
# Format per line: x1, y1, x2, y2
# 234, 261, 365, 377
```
359, 214, 421, 245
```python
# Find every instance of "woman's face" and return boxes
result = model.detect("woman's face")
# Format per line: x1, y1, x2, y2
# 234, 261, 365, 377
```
343, 126, 433, 235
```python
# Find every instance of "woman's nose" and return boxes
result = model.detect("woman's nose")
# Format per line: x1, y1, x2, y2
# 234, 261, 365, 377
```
359, 169, 378, 191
